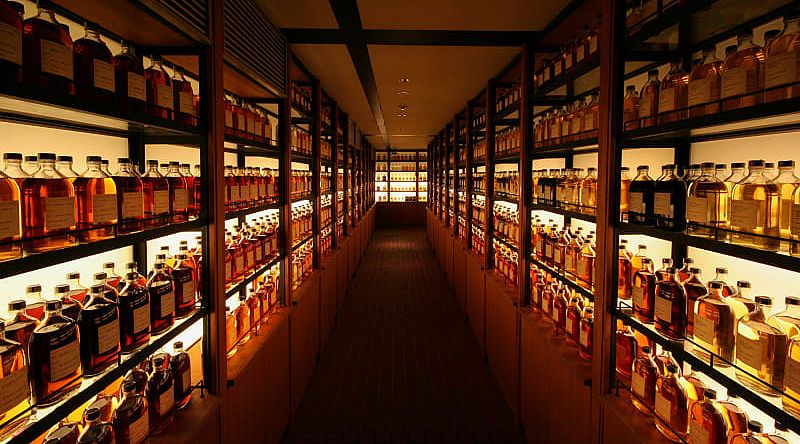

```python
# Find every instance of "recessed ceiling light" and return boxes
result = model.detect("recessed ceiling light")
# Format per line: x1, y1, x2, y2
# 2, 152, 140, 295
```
396, 113, 407, 117
396, 90, 410, 95
398, 104, 408, 111
398, 78, 411, 83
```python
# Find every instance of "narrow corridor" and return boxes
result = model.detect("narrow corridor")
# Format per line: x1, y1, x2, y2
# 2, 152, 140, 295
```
288, 228, 522, 444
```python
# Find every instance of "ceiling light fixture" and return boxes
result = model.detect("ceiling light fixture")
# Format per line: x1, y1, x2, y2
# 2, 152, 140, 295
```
398, 78, 411, 83
396, 90, 410, 95
398, 104, 408, 111
396, 113, 407, 118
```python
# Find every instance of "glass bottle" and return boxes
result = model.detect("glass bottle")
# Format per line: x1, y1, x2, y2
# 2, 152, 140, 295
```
633, 258, 657, 323
55, 156, 78, 181
112, 380, 148, 444
146, 262, 174, 335
92, 271, 119, 303
77, 407, 113, 444
687, 162, 729, 239
0, 319, 29, 439
618, 244, 633, 301
578, 306, 594, 361
164, 162, 188, 223
118, 272, 150, 354
170, 341, 191, 409
684, 267, 709, 337
721, 32, 765, 111
764, 13, 800, 102
619, 167, 631, 221
30, 300, 80, 405
678, 257, 694, 283
730, 160, 780, 250
0, 0, 21, 85
655, 267, 687, 340
656, 258, 673, 282
623, 84, 641, 130
44, 420, 81, 444
141, 160, 169, 228
631, 345, 659, 415
22, 0, 74, 95
22, 153, 76, 252
5, 300, 36, 356
172, 253, 196, 319
172, 65, 197, 126
22, 283, 46, 320
144, 55, 173, 120
74, 156, 117, 242
579, 167, 597, 214
655, 363, 689, 441
3, 152, 27, 188
145, 356, 174, 433
658, 62, 689, 124
707, 267, 736, 297
629, 165, 655, 225
583, 92, 600, 135
654, 164, 686, 231
692, 281, 736, 364
565, 295, 584, 345
639, 69, 660, 127
112, 158, 144, 234
78, 284, 120, 376
724, 162, 747, 195
688, 388, 728, 444
616, 322, 638, 380
235, 293, 251, 344
73, 22, 114, 106
688, 47, 723, 118
113, 41, 146, 114
54, 283, 81, 321
774, 160, 799, 242
0, 167, 21, 260
735, 296, 788, 396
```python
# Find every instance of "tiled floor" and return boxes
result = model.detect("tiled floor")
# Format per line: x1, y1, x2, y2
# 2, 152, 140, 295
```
287, 228, 522, 444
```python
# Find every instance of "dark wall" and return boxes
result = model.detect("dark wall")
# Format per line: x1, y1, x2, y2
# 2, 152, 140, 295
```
376, 202, 425, 226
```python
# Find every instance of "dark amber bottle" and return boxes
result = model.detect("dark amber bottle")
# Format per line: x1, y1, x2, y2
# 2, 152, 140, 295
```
144, 55, 173, 120
172, 253, 196, 319
112, 380, 148, 444
145, 357, 174, 433
631, 345, 660, 415
118, 272, 150, 353
73, 22, 114, 107
684, 267, 708, 337
147, 262, 174, 335
0, 0, 22, 85
654, 363, 689, 441
21, 153, 76, 253
113, 41, 146, 114
5, 300, 36, 357
633, 258, 657, 323
172, 66, 197, 126
616, 322, 637, 380
78, 285, 120, 376
22, 0, 74, 96
29, 300, 81, 406
654, 267, 687, 340
688, 388, 728, 444
170, 341, 191, 409
78, 407, 113, 444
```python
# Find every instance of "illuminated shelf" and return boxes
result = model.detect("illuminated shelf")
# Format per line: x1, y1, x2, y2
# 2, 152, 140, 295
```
529, 255, 593, 301
225, 256, 281, 298
291, 192, 313, 203
530, 204, 596, 224
225, 202, 280, 220
292, 233, 314, 250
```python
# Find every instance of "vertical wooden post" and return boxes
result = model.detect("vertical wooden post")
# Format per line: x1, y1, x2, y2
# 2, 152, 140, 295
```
518, 43, 533, 305
485, 82, 496, 270
465, 103, 474, 250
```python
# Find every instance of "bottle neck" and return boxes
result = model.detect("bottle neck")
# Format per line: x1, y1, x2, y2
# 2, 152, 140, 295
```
786, 18, 800, 34
84, 28, 102, 43
36, 7, 58, 24
738, 37, 755, 50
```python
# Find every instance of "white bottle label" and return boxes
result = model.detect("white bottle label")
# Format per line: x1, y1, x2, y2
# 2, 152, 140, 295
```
246, 116, 255, 134
576, 46, 585, 62
583, 112, 595, 132
133, 303, 150, 333
0, 366, 28, 415
156, 84, 174, 109
655, 392, 671, 422
153, 190, 170, 214
765, 51, 798, 88
127, 72, 147, 101
552, 307, 560, 322
97, 317, 120, 354
225, 109, 233, 128
250, 184, 258, 200
183, 280, 196, 304
689, 423, 710, 444
0, 22, 21, 65
128, 414, 149, 444
565, 254, 575, 271
579, 329, 589, 348
235, 255, 244, 273
229, 185, 240, 202
554, 249, 562, 264
628, 192, 644, 213
50, 339, 80, 381
658, 88, 676, 114
40, 39, 73, 80
158, 389, 174, 416
736, 334, 763, 370
653, 192, 673, 217
566, 317, 573, 334
93, 59, 115, 92
631, 371, 645, 397
632, 285, 644, 308
122, 191, 144, 219
179, 91, 195, 115
730, 200, 759, 230
0, 200, 20, 239
793, 206, 800, 236
160, 288, 175, 317
45, 196, 76, 230
182, 368, 191, 392
686, 196, 708, 223
721, 66, 747, 98
92, 194, 118, 223
693, 314, 715, 346
173, 189, 189, 211
655, 295, 672, 323
784, 353, 800, 393
589, 37, 598, 54
688, 77, 711, 106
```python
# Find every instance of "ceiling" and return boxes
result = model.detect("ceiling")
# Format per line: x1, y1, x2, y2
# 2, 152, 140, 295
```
257, 0, 571, 149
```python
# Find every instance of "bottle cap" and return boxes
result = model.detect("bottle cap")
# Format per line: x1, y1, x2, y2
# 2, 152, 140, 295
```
665, 267, 676, 273
715, 267, 728, 274
747, 421, 763, 433
699, 162, 714, 169
683, 258, 694, 265
153, 356, 165, 367
86, 155, 102, 162
637, 165, 648, 171
54, 284, 70, 294
45, 300, 62, 311
641, 346, 652, 354
57, 155, 72, 162
26, 284, 41, 293
170, 161, 180, 166
662, 258, 672, 264
626, 84, 636, 91
621, 167, 630, 171
125, 272, 138, 280
38, 153, 56, 161
94, 272, 107, 280
147, 160, 159, 166
738, 31, 754, 39
737, 280, 751, 288
704, 388, 717, 399
84, 407, 101, 422
779, 160, 795, 168
3, 153, 22, 160
181, 163, 190, 168
715, 164, 726, 169
90, 284, 105, 294
647, 69, 659, 76
666, 363, 678, 373
118, 157, 131, 164
641, 258, 652, 265
709, 281, 723, 290
103, 262, 115, 269
175, 254, 187, 260
126, 262, 138, 269
160, 163, 169, 168
8, 300, 26, 311
638, 244, 646, 249
765, 29, 781, 41
154, 263, 164, 269
731, 162, 745, 169
689, 267, 701, 274
755, 295, 773, 305
748, 159, 764, 168
662, 164, 674, 169
786, 296, 800, 306
122, 380, 137, 393
766, 162, 775, 169
174, 341, 184, 350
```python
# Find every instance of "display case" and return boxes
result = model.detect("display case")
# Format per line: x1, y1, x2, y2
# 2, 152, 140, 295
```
374, 149, 426, 203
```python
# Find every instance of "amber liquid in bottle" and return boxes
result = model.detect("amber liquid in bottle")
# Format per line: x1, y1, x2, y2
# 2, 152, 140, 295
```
141, 160, 170, 229
78, 285, 120, 376
145, 357, 174, 434
730, 160, 780, 250
632, 258, 657, 323
74, 156, 117, 242
735, 297, 788, 396
0, 319, 30, 440
165, 162, 188, 223
112, 380, 149, 444
113, 159, 144, 234
113, 41, 147, 114
688, 389, 728, 444
683, 268, 708, 338
693, 282, 736, 365
172, 66, 197, 126
147, 263, 175, 335
73, 23, 114, 107
616, 322, 637, 380
658, 62, 689, 124
631, 346, 659, 415
618, 245, 633, 301
764, 15, 800, 102
144, 56, 173, 120
578, 307, 594, 361
0, 0, 21, 85
22, 4, 74, 95
170, 341, 192, 409
29, 301, 81, 406
638, 69, 660, 127
721, 33, 764, 111
0, 171, 21, 260
688, 48, 722, 118
118, 273, 151, 354
22, 153, 76, 252
654, 364, 689, 441
172, 254, 196, 319
5, 301, 36, 359
654, 268, 687, 340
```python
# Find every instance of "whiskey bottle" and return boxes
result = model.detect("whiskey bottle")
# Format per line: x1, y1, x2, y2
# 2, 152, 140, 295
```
0, 0, 22, 85
579, 168, 597, 214
113, 158, 144, 234
735, 296, 788, 396
113, 41, 146, 114
93, 272, 119, 303
0, 168, 21, 261
565, 295, 584, 345
631, 345, 659, 415
77, 408, 113, 444
54, 283, 81, 321
22, 153, 76, 252
658, 62, 689, 124
124, 262, 147, 288
73, 22, 114, 107
30, 300, 80, 405
144, 55, 173, 120
565, 231, 582, 277
629, 165, 654, 225
655, 267, 687, 340
147, 262, 174, 335
145, 356, 174, 433
631, 244, 648, 277
623, 85, 640, 130
74, 156, 117, 242
724, 162, 747, 196
3, 153, 27, 189
638, 69, 660, 127
633, 258, 657, 323
620, 167, 631, 221
776, 295, 800, 339
688, 47, 723, 118
0, 319, 29, 439
618, 244, 633, 301
172, 253, 196, 319
578, 306, 594, 361
78, 284, 120, 376
684, 268, 709, 337
677, 257, 694, 283
728, 421, 768, 444
102, 263, 122, 290
44, 420, 81, 444
235, 293, 251, 344
5, 300, 36, 357
774, 160, 799, 242
655, 363, 689, 441
717, 393, 749, 435
141, 160, 170, 228
172, 66, 197, 126
616, 322, 638, 380
118, 272, 150, 354
707, 267, 736, 297
688, 388, 728, 444
84, 392, 115, 423
693, 281, 736, 364
170, 341, 191, 409
112, 380, 148, 444
721, 32, 764, 111
656, 258, 673, 281
653, 164, 686, 231
22, 0, 74, 96
731, 160, 780, 250
23, 283, 46, 320
687, 162, 729, 239
764, 13, 800, 102
164, 162, 188, 223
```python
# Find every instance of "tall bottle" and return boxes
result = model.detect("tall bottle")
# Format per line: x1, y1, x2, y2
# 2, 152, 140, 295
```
141, 160, 169, 228
144, 55, 173, 120
22, 0, 74, 95
145, 356, 174, 433
653, 164, 686, 231
618, 244, 633, 301
623, 85, 640, 130
0, 167, 21, 260
0, 319, 30, 439
632, 258, 657, 323
688, 388, 728, 444
616, 321, 638, 380
172, 66, 197, 126
655, 267, 687, 340
730, 160, 780, 250
631, 345, 660, 415
0, 0, 22, 85
629, 165, 654, 225
692, 281, 736, 364
5, 300, 36, 356
654, 363, 689, 441
688, 47, 723, 118
170, 341, 191, 409
22, 153, 76, 252
73, 22, 114, 106
147, 262, 174, 335
774, 160, 799, 242
113, 41, 146, 114
112, 380, 148, 444
172, 253, 196, 318
658, 62, 689, 124
29, 300, 81, 405
578, 306, 594, 361
687, 162, 729, 239
164, 162, 188, 223
113, 158, 144, 234
118, 272, 150, 353
764, 13, 800, 102
78, 284, 120, 376
620, 167, 631, 220
638, 69, 660, 127
735, 296, 788, 396
721, 32, 765, 111
74, 156, 117, 242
